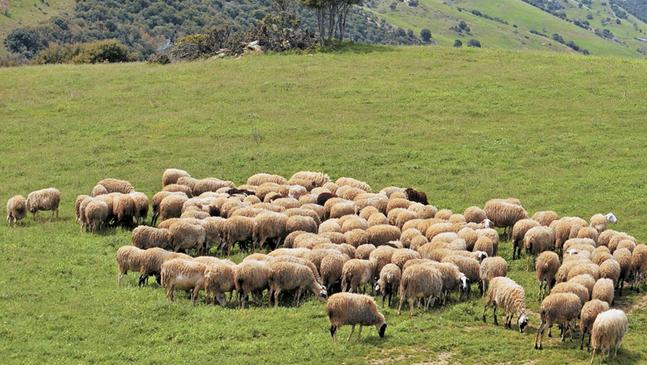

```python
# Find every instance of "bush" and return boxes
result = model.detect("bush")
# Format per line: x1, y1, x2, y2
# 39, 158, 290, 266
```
0, 54, 28, 68
33, 40, 135, 64
467, 39, 481, 47
420, 28, 431, 43
453, 39, 462, 47
5, 28, 48, 58
552, 33, 565, 44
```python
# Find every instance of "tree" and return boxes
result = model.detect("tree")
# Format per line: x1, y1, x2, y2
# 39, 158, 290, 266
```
420, 28, 431, 43
5, 27, 48, 58
453, 39, 462, 47
298, 0, 362, 46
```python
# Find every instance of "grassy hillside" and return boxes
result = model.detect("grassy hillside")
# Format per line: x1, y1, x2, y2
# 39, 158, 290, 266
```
367, 0, 647, 57
0, 0, 74, 56
1, 47, 647, 364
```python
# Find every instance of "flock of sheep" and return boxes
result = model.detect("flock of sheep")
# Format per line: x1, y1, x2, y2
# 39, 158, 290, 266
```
6, 168, 644, 363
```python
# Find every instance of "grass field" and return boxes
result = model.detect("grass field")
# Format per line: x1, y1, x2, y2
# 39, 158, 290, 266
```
1, 46, 647, 364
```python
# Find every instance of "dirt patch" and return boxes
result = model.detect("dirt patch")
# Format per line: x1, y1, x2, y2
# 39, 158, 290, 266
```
616, 292, 647, 314
413, 351, 454, 365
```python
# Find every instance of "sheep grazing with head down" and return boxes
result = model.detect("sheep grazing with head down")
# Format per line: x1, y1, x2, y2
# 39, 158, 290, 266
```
479, 256, 508, 296
580, 299, 610, 351
342, 259, 377, 294
85, 198, 109, 232
252, 212, 288, 249
162, 168, 190, 187
404, 188, 428, 205
169, 220, 207, 254
397, 264, 443, 315
6, 195, 27, 226
326, 292, 387, 342
321, 253, 351, 294
138, 247, 191, 286
268, 261, 327, 307
511, 219, 540, 259
482, 277, 528, 332
289, 171, 330, 191
26, 188, 61, 220
484, 198, 528, 239
464, 206, 486, 224
235, 259, 272, 308
534, 292, 582, 349
613, 248, 632, 295
551, 282, 589, 305
592, 278, 614, 306
532, 210, 560, 227
97, 178, 135, 194
535, 251, 560, 299
631, 244, 647, 289
246, 173, 287, 186
590, 309, 628, 363
590, 213, 618, 233
131, 226, 172, 249
203, 261, 236, 306
115, 245, 145, 286
376, 263, 401, 307
161, 258, 207, 305
129, 192, 149, 225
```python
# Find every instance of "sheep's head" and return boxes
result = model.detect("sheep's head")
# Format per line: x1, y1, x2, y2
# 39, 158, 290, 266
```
475, 251, 488, 262
374, 281, 381, 293
606, 213, 618, 224
378, 323, 387, 338
458, 273, 469, 293
482, 218, 492, 228
318, 285, 328, 301
518, 313, 528, 333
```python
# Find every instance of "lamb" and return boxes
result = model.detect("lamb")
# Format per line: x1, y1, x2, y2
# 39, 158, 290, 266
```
482, 277, 528, 332
326, 292, 387, 342
483, 198, 528, 239
116, 245, 145, 286
268, 261, 327, 307
580, 299, 610, 351
397, 264, 443, 315
590, 213, 618, 233
84, 199, 109, 232
223, 216, 255, 254
235, 259, 272, 308
366, 225, 401, 246
592, 278, 614, 305
158, 194, 189, 223
535, 251, 560, 299
138, 247, 191, 286
203, 261, 237, 306
590, 309, 628, 363
464, 206, 486, 224
6, 195, 27, 226
26, 187, 61, 219
479, 256, 508, 296
321, 253, 351, 294
532, 210, 560, 226
511, 219, 540, 259
376, 263, 401, 307
161, 258, 207, 305
131, 226, 172, 250
253, 212, 288, 249
534, 293, 583, 349
162, 168, 190, 187
286, 215, 318, 234
341, 259, 377, 294
404, 187, 428, 205
551, 282, 589, 305
169, 220, 207, 254
246, 173, 287, 186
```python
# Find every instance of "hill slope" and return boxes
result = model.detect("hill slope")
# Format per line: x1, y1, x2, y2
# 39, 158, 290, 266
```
366, 0, 647, 57
1, 47, 647, 364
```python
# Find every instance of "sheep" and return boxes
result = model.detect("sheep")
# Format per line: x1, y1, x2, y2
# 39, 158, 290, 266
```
162, 168, 191, 187
26, 187, 61, 220
404, 187, 428, 205
580, 299, 610, 351
289, 171, 329, 190
270, 255, 322, 285
464, 206, 486, 224
246, 173, 287, 186
616, 239, 636, 252
138, 247, 191, 286
359, 206, 380, 220
386, 198, 411, 213
84, 199, 109, 232
482, 277, 528, 332
597, 229, 618, 248
321, 253, 351, 294
590, 213, 618, 233
554, 217, 588, 251
577, 227, 599, 242
523, 226, 555, 261
301, 203, 326, 221
613, 248, 632, 295
590, 309, 628, 363
90, 184, 108, 196
428, 261, 469, 304
598, 259, 621, 288
536, 251, 560, 299
305, 248, 341, 274
473, 236, 495, 257
631, 244, 647, 289
369, 246, 395, 275
235, 259, 272, 308
410, 235, 429, 251
341, 259, 377, 294
268, 261, 327, 307
551, 282, 589, 305
569, 274, 596, 299
161, 258, 207, 304
449, 214, 466, 224
366, 225, 401, 246
532, 210, 560, 226
567, 263, 601, 282
592, 278, 614, 306
336, 177, 372, 193
390, 248, 421, 269
176, 176, 198, 191
285, 208, 321, 225
97, 178, 134, 194
6, 195, 27, 226
131, 226, 172, 249
442, 255, 480, 296
252, 212, 288, 249
376, 263, 401, 307
293, 234, 331, 249
534, 293, 583, 349
326, 292, 387, 342
224, 216, 255, 254
116, 245, 145, 286
356, 244, 376, 260
433, 209, 451, 220
484, 198, 528, 239
397, 264, 443, 315
592, 249, 613, 266
203, 262, 236, 306
458, 227, 478, 251
479, 256, 508, 296
268, 247, 311, 259
169, 220, 207, 254
400, 228, 423, 248
330, 201, 357, 219
163, 184, 193, 197
340, 216, 369, 233
272, 197, 301, 210
112, 193, 136, 228
192, 178, 235, 196
380, 186, 405, 198
158, 194, 189, 223
511, 219, 540, 259
609, 233, 636, 253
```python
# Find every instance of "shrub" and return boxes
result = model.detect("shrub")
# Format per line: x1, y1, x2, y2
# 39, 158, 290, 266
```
453, 39, 462, 47
33, 40, 135, 64
467, 39, 481, 47
420, 28, 431, 43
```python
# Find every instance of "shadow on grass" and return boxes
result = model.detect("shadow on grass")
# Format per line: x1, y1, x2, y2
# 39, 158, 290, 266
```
317, 42, 396, 54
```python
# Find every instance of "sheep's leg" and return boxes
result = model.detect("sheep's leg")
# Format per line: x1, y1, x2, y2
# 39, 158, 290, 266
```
397, 297, 404, 315
191, 286, 199, 305
330, 325, 337, 342
482, 304, 488, 323
347, 325, 355, 342
295, 288, 302, 307
274, 288, 281, 308
492, 303, 498, 325
580, 329, 587, 350
357, 325, 363, 339
534, 322, 545, 349
409, 298, 415, 316
590, 347, 596, 364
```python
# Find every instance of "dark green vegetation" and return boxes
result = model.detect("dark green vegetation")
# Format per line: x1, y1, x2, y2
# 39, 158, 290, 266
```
1, 47, 647, 364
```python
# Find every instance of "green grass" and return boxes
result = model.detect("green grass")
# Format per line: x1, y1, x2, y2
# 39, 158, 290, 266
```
0, 0, 74, 56
1, 46, 647, 364
367, 0, 647, 57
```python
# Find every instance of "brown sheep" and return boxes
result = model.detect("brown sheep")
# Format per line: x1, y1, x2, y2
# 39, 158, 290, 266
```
511, 219, 540, 259
97, 178, 134, 194
162, 168, 190, 187
326, 292, 387, 342
6, 195, 27, 226
532, 210, 559, 226
580, 299, 610, 351
535, 251, 560, 299
484, 198, 528, 239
